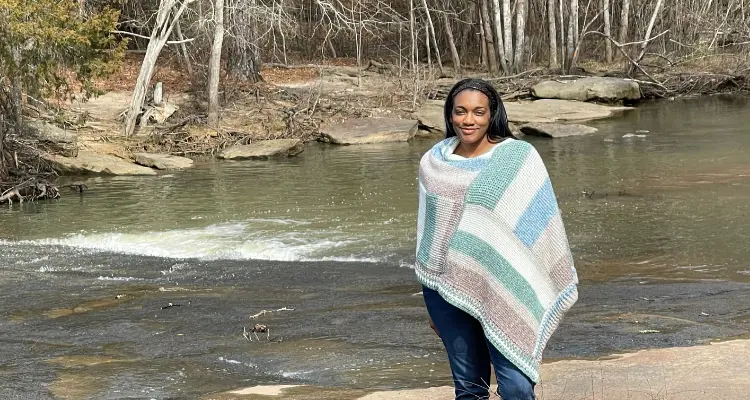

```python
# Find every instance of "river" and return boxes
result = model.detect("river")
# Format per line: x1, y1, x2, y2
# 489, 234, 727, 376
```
1, 95, 750, 399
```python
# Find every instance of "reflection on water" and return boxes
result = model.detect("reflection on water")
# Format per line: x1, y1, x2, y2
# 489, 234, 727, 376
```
1, 95, 750, 282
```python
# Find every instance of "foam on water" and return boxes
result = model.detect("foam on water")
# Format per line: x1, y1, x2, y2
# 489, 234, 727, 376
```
13, 221, 385, 263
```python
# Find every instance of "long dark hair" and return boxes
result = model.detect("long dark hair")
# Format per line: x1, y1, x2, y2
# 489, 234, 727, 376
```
444, 78, 512, 142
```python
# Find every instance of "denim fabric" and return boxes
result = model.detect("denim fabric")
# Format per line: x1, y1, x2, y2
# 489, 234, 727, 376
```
423, 286, 536, 400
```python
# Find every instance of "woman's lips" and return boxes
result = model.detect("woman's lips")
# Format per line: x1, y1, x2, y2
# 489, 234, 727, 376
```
460, 127, 478, 135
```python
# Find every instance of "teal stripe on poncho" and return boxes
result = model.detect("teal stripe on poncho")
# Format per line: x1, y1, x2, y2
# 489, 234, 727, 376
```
416, 138, 579, 383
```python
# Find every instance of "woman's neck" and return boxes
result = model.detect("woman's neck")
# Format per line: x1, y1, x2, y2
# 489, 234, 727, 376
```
454, 138, 496, 158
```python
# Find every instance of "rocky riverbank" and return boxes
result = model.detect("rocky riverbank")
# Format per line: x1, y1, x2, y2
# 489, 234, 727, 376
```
3, 62, 746, 199
20, 74, 641, 180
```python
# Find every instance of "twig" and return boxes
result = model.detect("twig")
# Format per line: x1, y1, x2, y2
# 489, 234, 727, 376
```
111, 30, 195, 45
577, 31, 670, 92
486, 68, 545, 82
249, 306, 295, 319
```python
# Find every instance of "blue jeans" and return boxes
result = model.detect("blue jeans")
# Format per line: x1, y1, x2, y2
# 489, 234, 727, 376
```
423, 286, 536, 400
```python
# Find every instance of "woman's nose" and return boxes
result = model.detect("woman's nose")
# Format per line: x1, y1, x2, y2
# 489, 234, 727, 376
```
464, 113, 475, 125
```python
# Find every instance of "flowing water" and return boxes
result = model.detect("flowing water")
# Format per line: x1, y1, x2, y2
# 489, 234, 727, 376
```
2, 95, 750, 398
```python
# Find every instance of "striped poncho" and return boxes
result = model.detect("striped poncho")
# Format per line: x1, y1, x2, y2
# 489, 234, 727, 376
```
416, 137, 579, 383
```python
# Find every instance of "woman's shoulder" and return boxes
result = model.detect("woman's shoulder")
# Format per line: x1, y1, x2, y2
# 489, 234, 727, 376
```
431, 137, 458, 150
422, 137, 458, 158
497, 138, 537, 154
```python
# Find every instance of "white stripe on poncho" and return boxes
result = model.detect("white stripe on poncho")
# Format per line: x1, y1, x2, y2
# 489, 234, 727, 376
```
416, 137, 579, 383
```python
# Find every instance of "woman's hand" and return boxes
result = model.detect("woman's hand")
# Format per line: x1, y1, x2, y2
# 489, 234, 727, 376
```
428, 316, 440, 337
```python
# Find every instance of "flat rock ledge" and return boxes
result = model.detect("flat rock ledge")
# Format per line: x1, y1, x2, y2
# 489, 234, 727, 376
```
520, 123, 599, 138
415, 99, 630, 133
319, 118, 418, 145
218, 139, 304, 160
42, 151, 157, 176
133, 153, 194, 170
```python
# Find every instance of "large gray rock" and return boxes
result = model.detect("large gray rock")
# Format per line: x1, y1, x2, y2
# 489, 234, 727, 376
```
532, 77, 641, 102
520, 123, 598, 138
319, 118, 418, 145
133, 153, 194, 170
504, 99, 630, 124
414, 99, 629, 130
42, 151, 157, 176
413, 100, 445, 133
218, 139, 304, 160
24, 120, 78, 157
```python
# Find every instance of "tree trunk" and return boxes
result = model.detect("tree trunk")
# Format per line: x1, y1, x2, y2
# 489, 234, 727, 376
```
424, 23, 432, 73
227, 0, 262, 83
619, 0, 631, 46
491, 0, 510, 74
175, 20, 193, 76
11, 46, 22, 136
634, 0, 664, 66
460, 7, 472, 60
479, 5, 489, 71
559, 0, 566, 68
547, 0, 558, 68
442, 12, 462, 75
502, 0, 513, 60
480, 0, 498, 74
603, 0, 612, 62
565, 0, 578, 72
124, 0, 193, 137
0, 113, 6, 180
409, 0, 416, 72
420, 0, 443, 73
207, 0, 224, 128
513, 0, 527, 72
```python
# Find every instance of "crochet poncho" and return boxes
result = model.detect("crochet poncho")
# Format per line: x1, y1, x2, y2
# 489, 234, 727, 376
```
416, 137, 579, 383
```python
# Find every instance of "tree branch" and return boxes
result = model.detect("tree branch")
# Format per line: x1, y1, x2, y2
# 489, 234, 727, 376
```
111, 30, 195, 44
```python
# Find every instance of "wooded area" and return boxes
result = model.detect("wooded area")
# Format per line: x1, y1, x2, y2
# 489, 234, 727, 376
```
3, 0, 750, 192
113, 0, 750, 75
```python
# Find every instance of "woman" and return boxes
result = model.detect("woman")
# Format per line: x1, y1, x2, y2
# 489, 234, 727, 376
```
415, 78, 579, 400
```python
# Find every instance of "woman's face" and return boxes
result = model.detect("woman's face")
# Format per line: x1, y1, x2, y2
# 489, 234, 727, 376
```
450, 89, 491, 147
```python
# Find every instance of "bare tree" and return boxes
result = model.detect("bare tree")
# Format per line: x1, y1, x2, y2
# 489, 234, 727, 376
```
207, 0, 225, 128
420, 0, 443, 73
565, 0, 579, 72
502, 0, 513, 61
619, 0, 631, 47
634, 0, 664, 69
513, 0, 528, 72
491, 0, 510, 74
226, 0, 262, 82
478, 3, 489, 70
548, 0, 558, 68
124, 0, 194, 137
602, 0, 612, 62
480, 0, 499, 74
441, 9, 462, 75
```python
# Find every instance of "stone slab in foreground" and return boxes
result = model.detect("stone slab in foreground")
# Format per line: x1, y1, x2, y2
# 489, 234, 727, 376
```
211, 340, 750, 400
42, 151, 157, 176
319, 118, 418, 145
361, 340, 750, 400
218, 139, 304, 160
